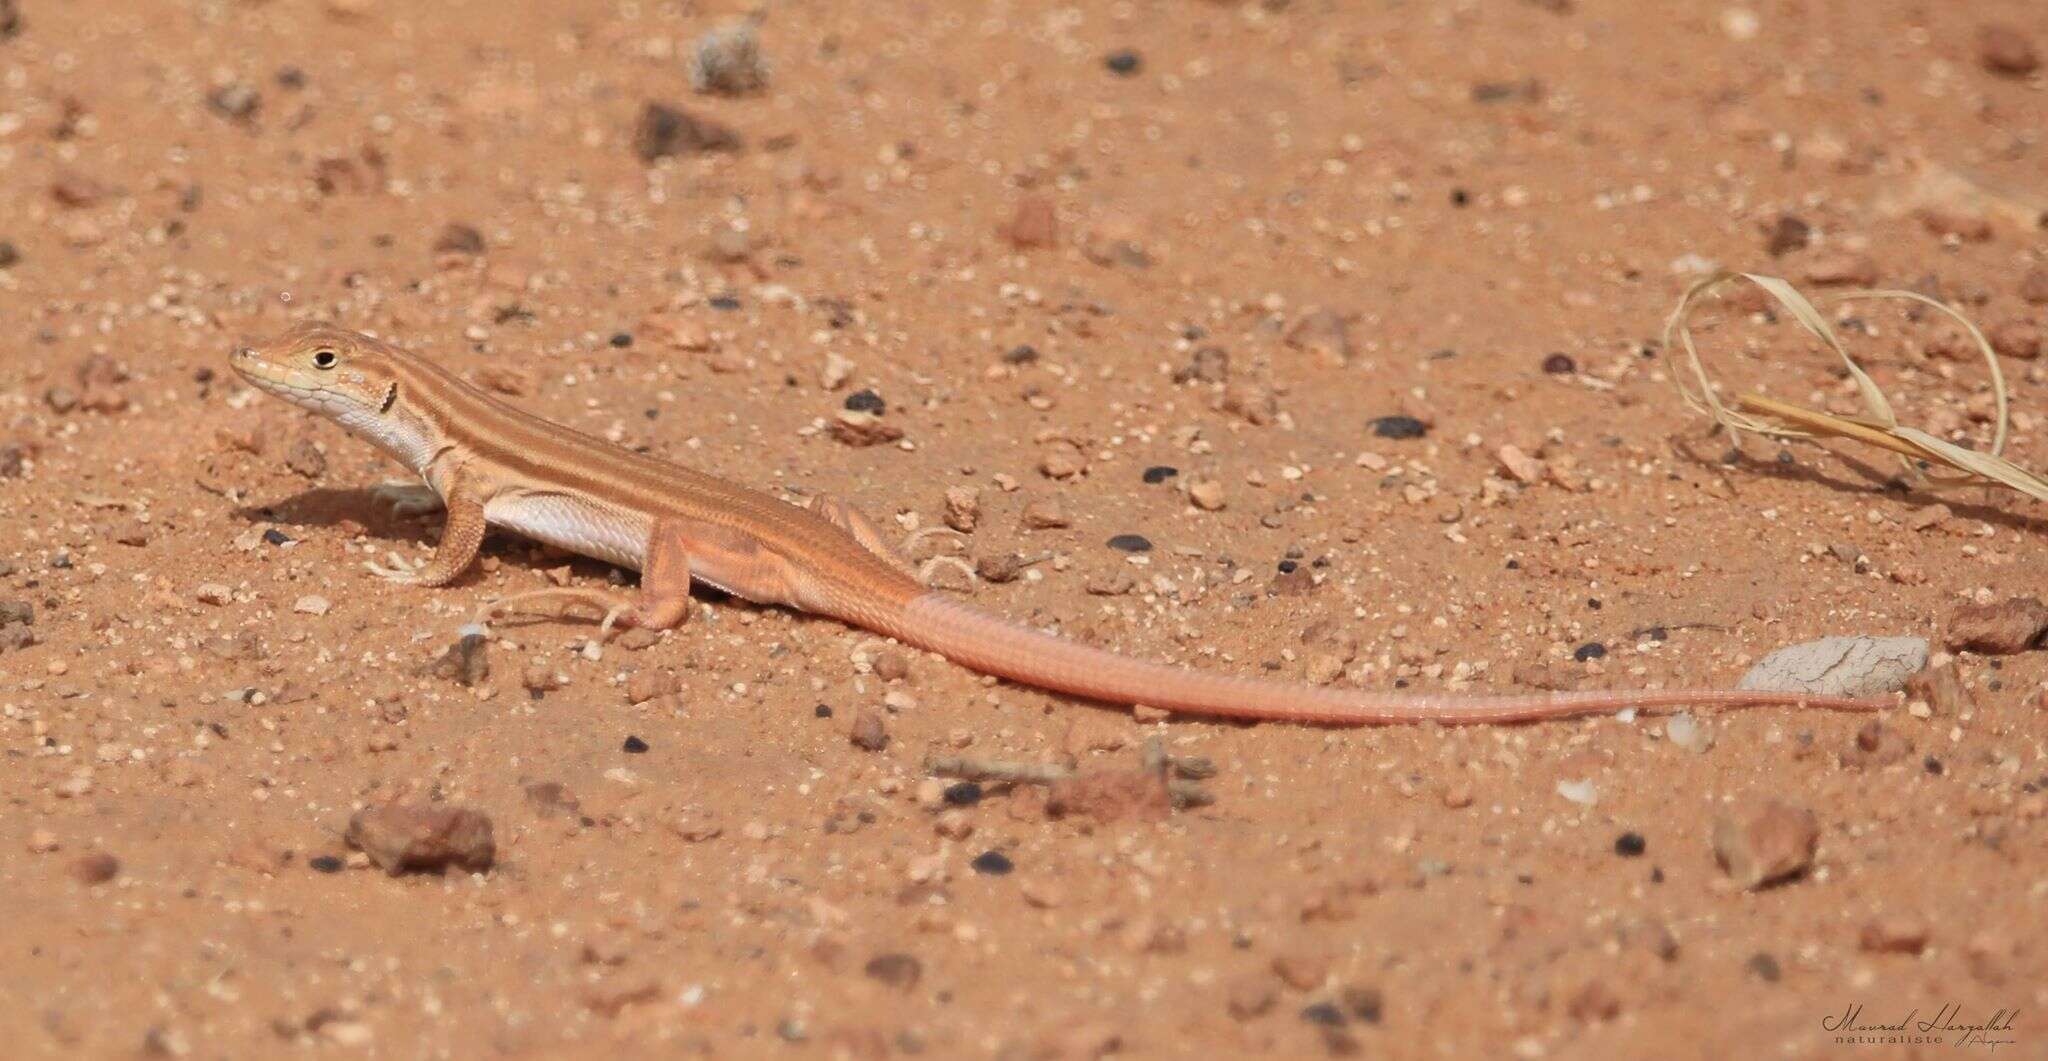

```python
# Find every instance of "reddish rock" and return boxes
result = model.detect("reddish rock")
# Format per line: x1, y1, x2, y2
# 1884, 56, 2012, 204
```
1803, 250, 1878, 287
1977, 23, 2040, 76
1903, 662, 1971, 715
1860, 915, 1931, 955
68, 852, 120, 884
1946, 596, 2048, 654
1003, 194, 1058, 249
345, 804, 496, 875
1712, 800, 1818, 889
1987, 319, 2041, 360
1045, 768, 1173, 824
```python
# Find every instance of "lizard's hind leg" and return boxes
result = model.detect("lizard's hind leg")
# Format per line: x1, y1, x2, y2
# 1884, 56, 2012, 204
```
477, 519, 697, 636
805, 493, 918, 577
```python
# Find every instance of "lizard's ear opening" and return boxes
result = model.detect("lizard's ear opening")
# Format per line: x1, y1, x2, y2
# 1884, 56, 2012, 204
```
379, 381, 398, 413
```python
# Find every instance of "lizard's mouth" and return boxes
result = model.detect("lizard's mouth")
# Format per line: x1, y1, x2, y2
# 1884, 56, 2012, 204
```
229, 347, 308, 403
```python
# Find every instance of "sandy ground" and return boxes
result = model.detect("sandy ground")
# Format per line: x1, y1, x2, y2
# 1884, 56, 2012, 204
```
2, 0, 2046, 1057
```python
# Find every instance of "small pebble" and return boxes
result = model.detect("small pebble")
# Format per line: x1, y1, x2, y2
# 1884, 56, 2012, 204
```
1572, 642, 1606, 662
970, 850, 1014, 875
1226, 976, 1277, 1020
1540, 353, 1576, 374
1142, 465, 1179, 484
689, 20, 769, 95
849, 708, 889, 751
1613, 832, 1646, 857
1106, 533, 1153, 553
308, 855, 344, 874
844, 389, 885, 414
942, 782, 983, 806
622, 735, 649, 754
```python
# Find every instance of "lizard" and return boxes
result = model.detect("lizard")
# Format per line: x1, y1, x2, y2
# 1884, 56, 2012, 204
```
229, 322, 1885, 725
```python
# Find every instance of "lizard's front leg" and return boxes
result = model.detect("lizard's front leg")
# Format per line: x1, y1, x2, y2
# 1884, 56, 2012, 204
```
367, 493, 486, 586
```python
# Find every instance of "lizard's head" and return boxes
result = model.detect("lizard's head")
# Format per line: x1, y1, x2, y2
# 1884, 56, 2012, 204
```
230, 322, 441, 467
231, 322, 403, 421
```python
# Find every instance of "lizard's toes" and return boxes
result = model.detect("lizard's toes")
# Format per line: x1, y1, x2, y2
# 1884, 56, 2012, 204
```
364, 554, 421, 583
370, 483, 444, 516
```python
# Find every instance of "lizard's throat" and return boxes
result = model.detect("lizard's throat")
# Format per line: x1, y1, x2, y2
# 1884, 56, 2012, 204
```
336, 400, 440, 473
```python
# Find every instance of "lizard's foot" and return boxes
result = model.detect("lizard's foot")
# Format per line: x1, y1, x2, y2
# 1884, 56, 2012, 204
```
365, 552, 423, 583
478, 588, 634, 636
370, 481, 445, 518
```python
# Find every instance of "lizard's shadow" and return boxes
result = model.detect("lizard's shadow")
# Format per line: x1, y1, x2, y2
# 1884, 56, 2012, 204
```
233, 487, 439, 548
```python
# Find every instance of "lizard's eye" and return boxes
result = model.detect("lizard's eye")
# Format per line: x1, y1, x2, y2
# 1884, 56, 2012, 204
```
312, 349, 338, 369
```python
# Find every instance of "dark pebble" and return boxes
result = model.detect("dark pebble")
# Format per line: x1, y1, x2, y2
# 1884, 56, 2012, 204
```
1587, 598, 1601, 610
709, 294, 741, 310
262, 529, 292, 546
1003, 343, 1040, 364
622, 735, 649, 754
1104, 49, 1142, 76
1764, 214, 1811, 257
1541, 353, 1576, 374
1449, 188, 1470, 207
970, 850, 1014, 875
1341, 987, 1383, 1024
1746, 952, 1781, 983
1572, 642, 1607, 662
814, 703, 833, 719
844, 389, 885, 414
1106, 534, 1153, 553
1504, 559, 1520, 570
1277, 559, 1298, 574
275, 66, 307, 89
1923, 755, 1943, 776
1299, 1002, 1346, 1027
309, 855, 344, 874
0, 241, 18, 269
863, 953, 922, 991
1644, 626, 1668, 641
1368, 415, 1427, 440
1141, 465, 1179, 484
1614, 832, 1646, 857
942, 782, 984, 806
632, 101, 741, 162
609, 331, 633, 348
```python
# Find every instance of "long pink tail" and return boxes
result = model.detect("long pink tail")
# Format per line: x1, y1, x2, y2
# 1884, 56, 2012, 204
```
877, 594, 1885, 725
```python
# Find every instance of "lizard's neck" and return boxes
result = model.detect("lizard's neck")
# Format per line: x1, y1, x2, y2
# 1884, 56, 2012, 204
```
337, 398, 445, 475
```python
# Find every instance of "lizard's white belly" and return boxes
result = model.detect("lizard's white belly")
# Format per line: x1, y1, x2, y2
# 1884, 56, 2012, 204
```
484, 492, 650, 572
